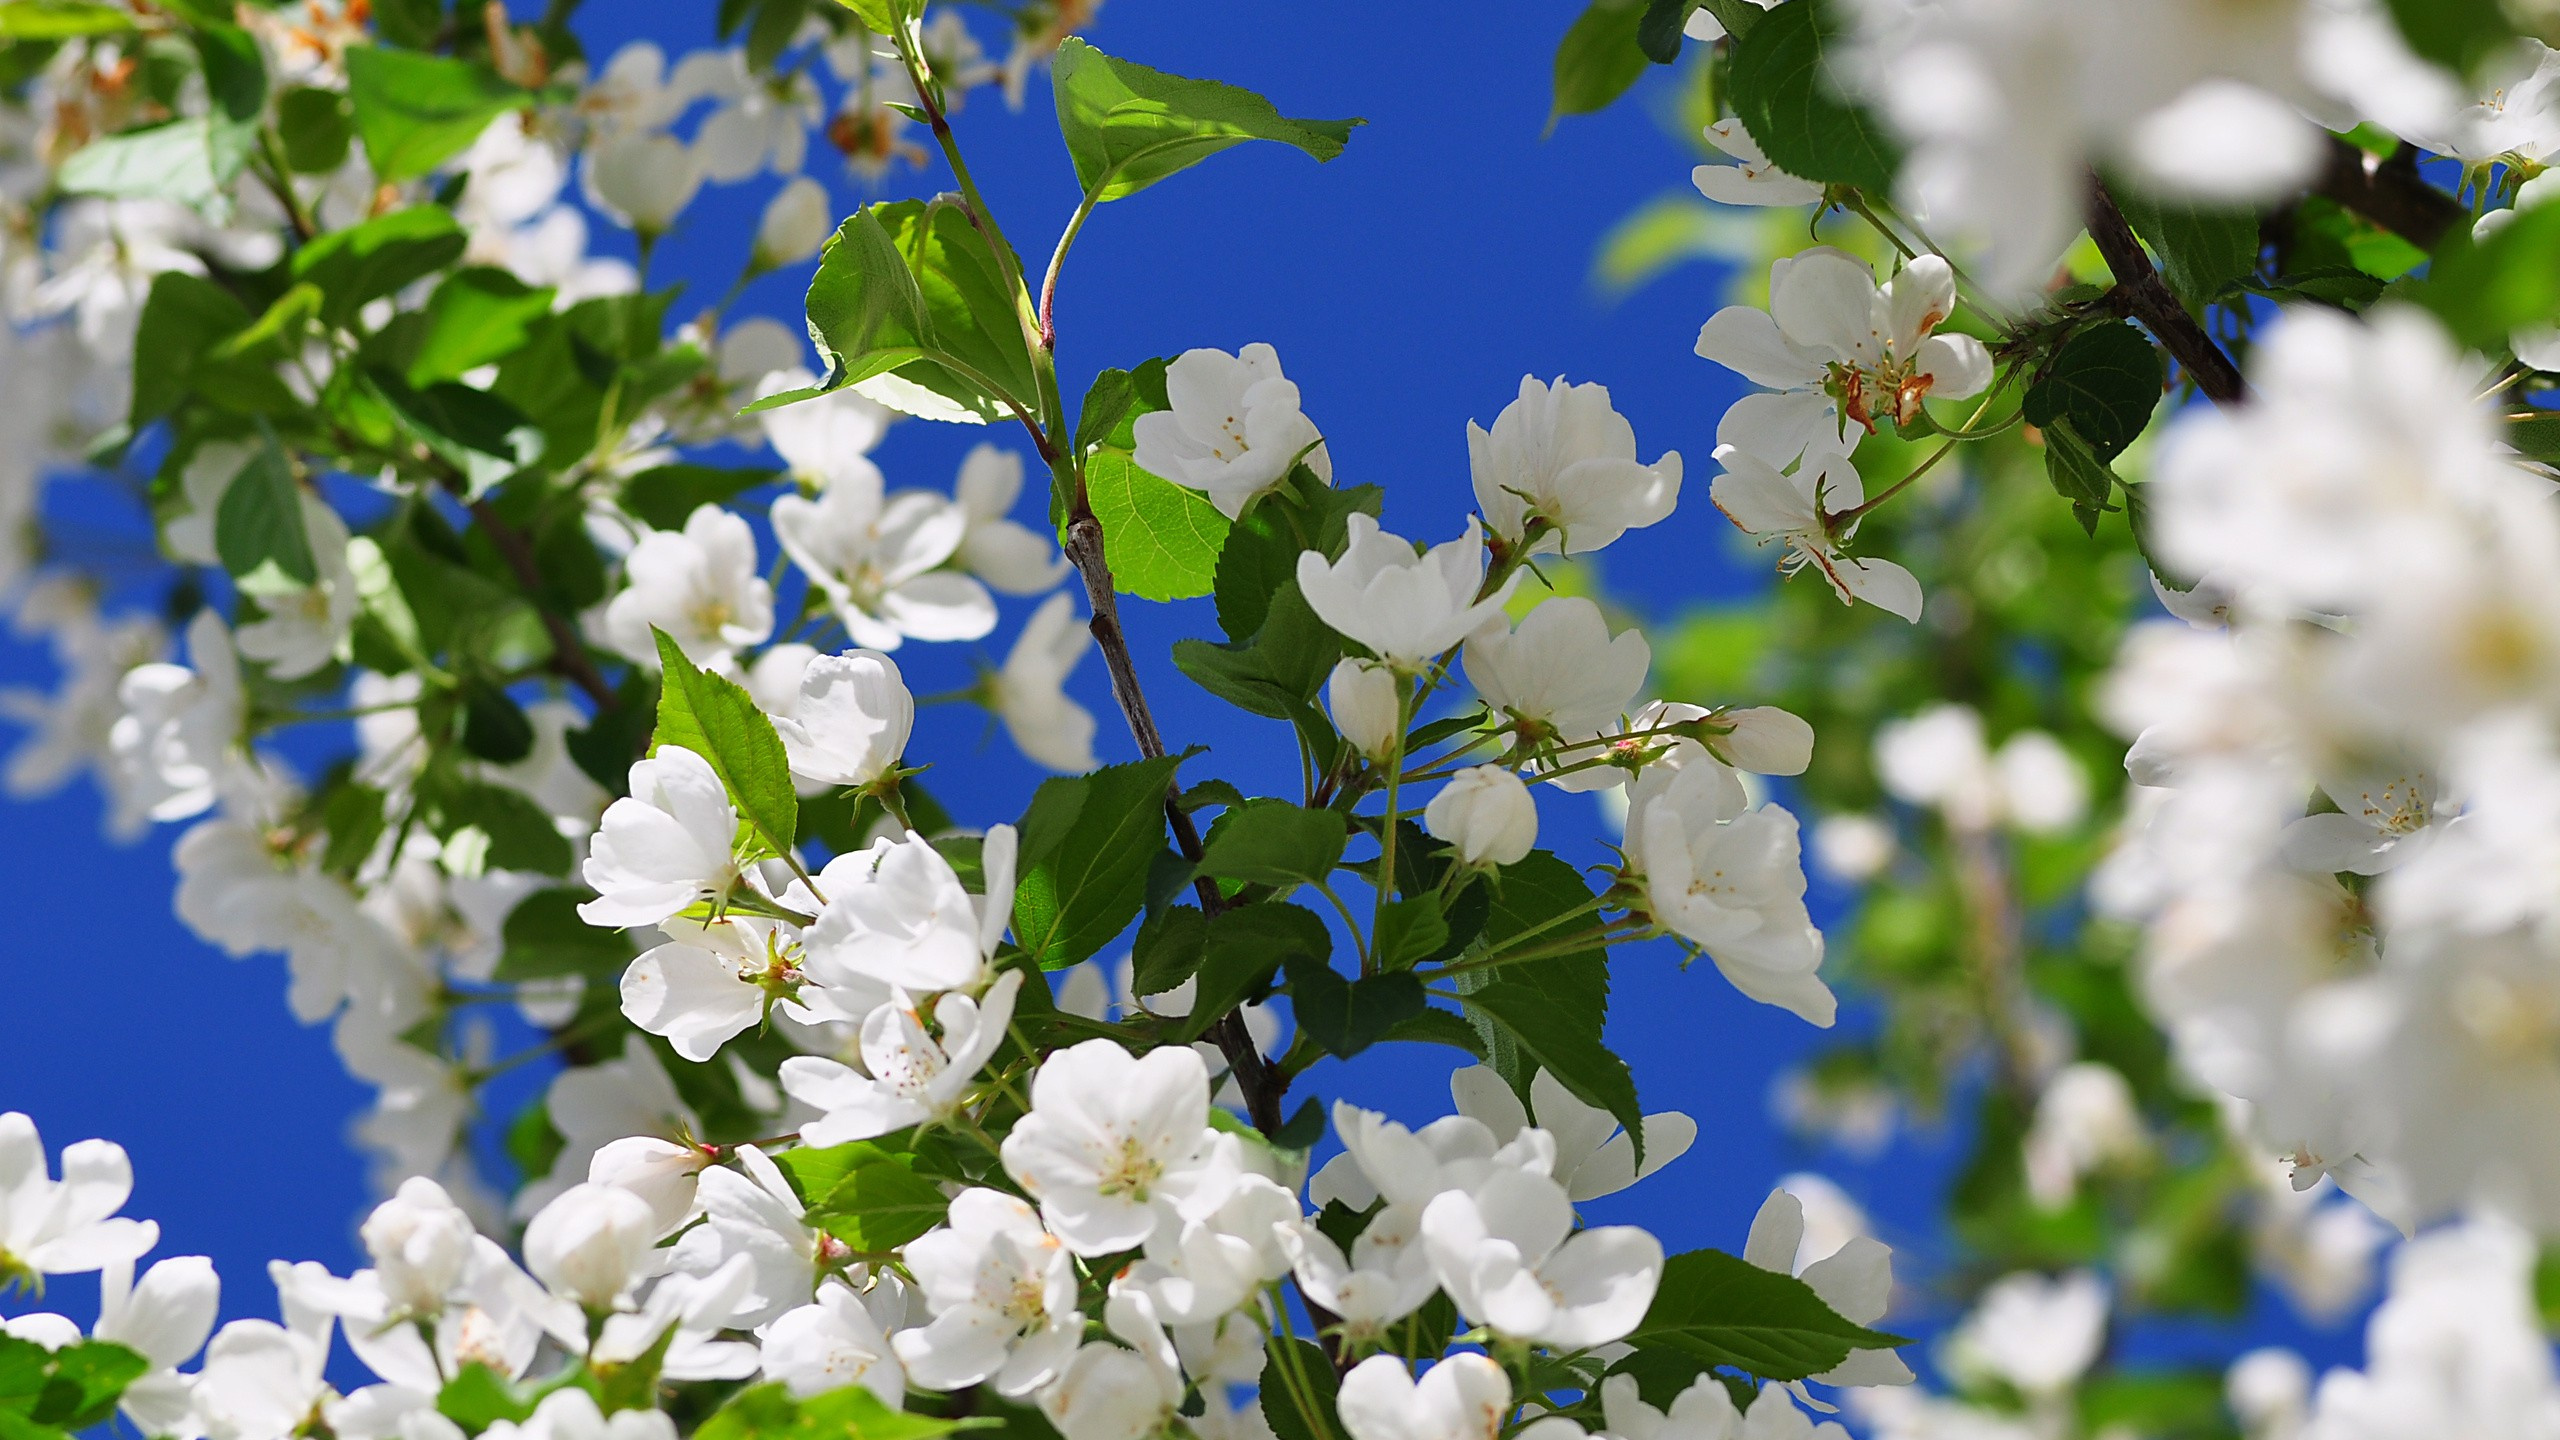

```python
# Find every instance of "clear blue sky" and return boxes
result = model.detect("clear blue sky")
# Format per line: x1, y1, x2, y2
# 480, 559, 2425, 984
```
0, 0, 2366, 1399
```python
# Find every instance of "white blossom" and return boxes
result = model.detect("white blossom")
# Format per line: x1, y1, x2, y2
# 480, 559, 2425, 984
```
998, 1039, 1227, 1256
1710, 449, 1922, 622
895, 1188, 1083, 1396
1132, 344, 1330, 520
600, 505, 775, 672
1297, 515, 1522, 669
1424, 765, 1539, 868
579, 746, 743, 929
1468, 376, 1680, 557
990, 592, 1098, 773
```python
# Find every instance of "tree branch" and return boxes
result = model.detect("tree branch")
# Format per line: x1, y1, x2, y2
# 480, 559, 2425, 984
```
2313, 135, 2461, 250
466, 498, 620, 712
2086, 175, 2247, 406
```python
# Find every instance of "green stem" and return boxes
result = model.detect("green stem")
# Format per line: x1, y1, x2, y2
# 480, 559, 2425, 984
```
1368, 679, 1416, 969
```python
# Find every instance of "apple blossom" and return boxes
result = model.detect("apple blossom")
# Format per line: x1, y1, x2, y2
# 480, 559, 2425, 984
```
1464, 596, 1652, 742
767, 649, 914, 789
799, 825, 1017, 994
778, 970, 1027, 1143
771, 459, 997, 651
894, 1188, 1084, 1396
952, 444, 1071, 594
1336, 1352, 1513, 1440
1297, 515, 1523, 668
1626, 758, 1834, 1025
1710, 447, 1923, 623
1424, 764, 1539, 868
1132, 343, 1331, 520
0, 1114, 157, 1283
1693, 117, 1824, 206
1419, 1166, 1663, 1348
990, 592, 1100, 773
580, 746, 743, 929
599, 505, 775, 672
761, 1280, 904, 1403
998, 1039, 1227, 1256
1328, 658, 1402, 760
1448, 1065, 1696, 1203
1468, 376, 1681, 556
753, 177, 833, 268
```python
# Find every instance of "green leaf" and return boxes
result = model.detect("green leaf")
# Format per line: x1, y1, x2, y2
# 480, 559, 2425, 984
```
293, 207, 469, 327
277, 85, 354, 172
2510, 412, 2560, 463
193, 23, 267, 124
436, 1363, 535, 1431
805, 1147, 950, 1253
746, 0, 812, 71
832, 0, 905, 30
1286, 957, 1424, 1059
1050, 37, 1362, 204
1011, 755, 1181, 969
1074, 359, 1167, 458
460, 679, 536, 764
782, 199, 1036, 424
367, 368, 546, 497
2041, 419, 2121, 538
1173, 580, 1342, 720
495, 888, 636, 980
1628, 1249, 1910, 1381
1197, 801, 1345, 888
1374, 896, 1450, 971
409, 268, 556, 385
1462, 980, 1644, 1160
26, 1343, 145, 1430
2384, 0, 2513, 77
1638, 0, 1705, 59
1130, 904, 1210, 997
2024, 323, 2160, 463
1453, 853, 1643, 1161
1183, 902, 1329, 1040
621, 464, 782, 532
1087, 448, 1229, 601
1210, 520, 1296, 644
0, 2, 132, 37
695, 1382, 979, 1440
130, 272, 252, 425
215, 438, 316, 586
1381, 1006, 1489, 1059
2425, 199, 2560, 352
56, 116, 254, 213
1551, 1, 1650, 125
431, 776, 573, 876
2109, 190, 2260, 307
1259, 1337, 1340, 1440
319, 781, 389, 878
651, 629, 799, 861
346, 47, 533, 184
1727, 0, 1897, 192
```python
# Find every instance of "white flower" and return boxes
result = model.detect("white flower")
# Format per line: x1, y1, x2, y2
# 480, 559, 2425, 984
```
1040, 1336, 1181, 1440
991, 593, 1099, 773
2294, 1219, 2560, 1439
95, 1253, 219, 1438
579, 746, 742, 929
754, 177, 834, 268
2021, 1064, 2148, 1211
106, 610, 243, 829
0, 1113, 158, 1282
193, 1295, 334, 1440
1448, 1065, 1696, 1202
1696, 251, 1990, 468
518, 1040, 700, 1220
768, 649, 913, 789
487, 1389, 675, 1440
1693, 117, 1824, 206
1314, 1101, 1555, 1213
232, 496, 358, 681
359, 1178, 478, 1317
1875, 705, 2087, 834
1626, 758, 1833, 1025
1425, 765, 1539, 868
0, 599, 164, 810
779, 970, 1026, 1144
762, 1279, 904, 1404
588, 1137, 712, 1238
683, 52, 821, 182
1946, 1271, 2108, 1396
620, 915, 795, 1063
1710, 448, 1922, 623
667, 1146, 830, 1329
1298, 515, 1522, 669
1131, 343, 1331, 520
1592, 1371, 1745, 1440
522, 1183, 661, 1311
1464, 596, 1652, 742
1118, 1173, 1300, 1326
952, 445, 1070, 595
759, 370, 893, 485
1712, 707, 1817, 777
1337, 1352, 1512, 1440
2278, 759, 2438, 875
1742, 1185, 1911, 1389
800, 824, 1017, 995
998, 1039, 1226, 1256
1469, 376, 1681, 557
895, 1188, 1083, 1396
584, 131, 703, 233
1281, 1203, 1438, 1343
600, 505, 775, 672
1328, 658, 1402, 761
1419, 1166, 1662, 1348
771, 458, 996, 652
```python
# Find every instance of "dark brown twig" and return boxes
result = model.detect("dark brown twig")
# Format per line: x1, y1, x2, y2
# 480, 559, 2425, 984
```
466, 498, 619, 712
2086, 175, 2248, 406
2313, 135, 2462, 249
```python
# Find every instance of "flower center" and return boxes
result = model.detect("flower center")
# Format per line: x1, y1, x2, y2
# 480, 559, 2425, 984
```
1095, 1134, 1165, 1201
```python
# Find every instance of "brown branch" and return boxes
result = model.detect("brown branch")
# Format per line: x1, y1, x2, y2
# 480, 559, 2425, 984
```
2086, 175, 2247, 406
2313, 135, 2461, 250
465, 498, 619, 712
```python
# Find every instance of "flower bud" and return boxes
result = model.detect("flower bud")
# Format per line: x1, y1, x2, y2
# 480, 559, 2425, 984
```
769, 649, 914, 787
361, 1177, 478, 1315
755, 177, 833, 268
1327, 658, 1401, 760
1425, 765, 1538, 868
1711, 706, 1814, 776
588, 132, 704, 234
523, 1182, 659, 1310
588, 1136, 710, 1238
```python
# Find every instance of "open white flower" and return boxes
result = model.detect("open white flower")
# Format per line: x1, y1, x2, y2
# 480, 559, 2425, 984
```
579, 746, 742, 929
1591, 1371, 1744, 1440
772, 460, 996, 651
800, 825, 1017, 995
1711, 448, 1922, 623
768, 649, 913, 789
895, 1188, 1083, 1396
779, 970, 1026, 1144
94, 1253, 220, 1437
1132, 343, 1331, 520
759, 371, 893, 486
1419, 1166, 1663, 1348
1298, 515, 1522, 669
1693, 117, 1823, 206
1337, 1352, 1514, 1440
1117, 1173, 1299, 1327
600, 505, 775, 672
1464, 596, 1652, 742
620, 914, 802, 1062
952, 444, 1070, 594
667, 1146, 829, 1329
1281, 1204, 1438, 1343
232, 497, 357, 681
193, 1286, 335, 1440
2280, 760, 2439, 875
990, 593, 1099, 773
106, 610, 243, 829
762, 1279, 904, 1404
1625, 758, 1833, 1026
1696, 251, 1990, 468
1448, 1066, 1695, 1203
1469, 376, 1680, 557
0, 1114, 158, 1283
999, 1039, 1226, 1256
1945, 1270, 2108, 1396
1315, 1101, 1555, 1213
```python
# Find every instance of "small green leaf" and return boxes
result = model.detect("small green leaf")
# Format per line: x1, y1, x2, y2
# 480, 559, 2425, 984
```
193, 23, 267, 124
2024, 323, 2161, 462
292, 206, 469, 327
806, 1148, 950, 1253
27, 1342, 146, 1430
1374, 897, 1451, 971
1130, 904, 1210, 998
460, 680, 536, 764
56, 116, 254, 213
2108, 189, 2261, 307
1727, 0, 1897, 192
1259, 1337, 1340, 1440
1628, 1249, 1911, 1381
621, 465, 783, 532
694, 1382, 977, 1440
1197, 801, 1345, 888
436, 1364, 535, 1432
495, 888, 636, 980
1173, 580, 1342, 720
409, 267, 557, 385
277, 85, 354, 172
0, 1, 133, 37
652, 629, 799, 861
1183, 902, 1329, 1040
1086, 448, 1229, 601
1286, 957, 1425, 1059
215, 438, 316, 586
1551, 1, 1650, 125
130, 273, 252, 425
746, 0, 812, 71
1051, 37, 1362, 205
319, 781, 389, 879
431, 777, 573, 876
1011, 756, 1182, 969
2425, 199, 2560, 352
2041, 418, 2122, 537
346, 47, 534, 184
1638, 0, 1707, 58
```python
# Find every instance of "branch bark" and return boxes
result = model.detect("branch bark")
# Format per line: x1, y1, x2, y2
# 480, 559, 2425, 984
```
466, 498, 620, 712
2086, 175, 2248, 406
2313, 135, 2461, 250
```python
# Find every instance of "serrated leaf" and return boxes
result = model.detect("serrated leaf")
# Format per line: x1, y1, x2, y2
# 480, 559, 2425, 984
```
292, 206, 469, 327
2042, 418, 2121, 537
783, 199, 1034, 425
1286, 956, 1424, 1059
1011, 755, 1181, 969
1173, 579, 1341, 720
1727, 0, 1897, 192
651, 629, 798, 861
1628, 1249, 1910, 1381
1197, 801, 1345, 888
215, 438, 316, 586
1130, 904, 1209, 997
2109, 189, 2260, 307
1051, 38, 1361, 204
1182, 902, 1329, 1041
1259, 1337, 1340, 1440
1551, 0, 1650, 124
2024, 323, 2160, 462
1374, 896, 1450, 970
347, 48, 534, 184
56, 116, 254, 213
1086, 448, 1228, 601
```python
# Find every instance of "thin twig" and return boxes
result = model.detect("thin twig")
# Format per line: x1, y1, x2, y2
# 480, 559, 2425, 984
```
466, 498, 619, 711
2312, 135, 2461, 249
2085, 175, 2247, 406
